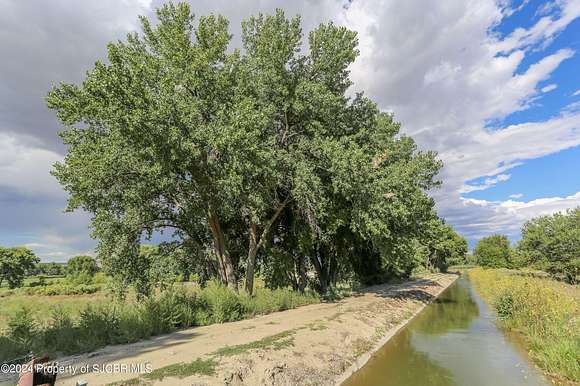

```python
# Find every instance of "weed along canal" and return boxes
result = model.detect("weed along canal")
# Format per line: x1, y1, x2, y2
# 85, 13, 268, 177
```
342, 275, 550, 386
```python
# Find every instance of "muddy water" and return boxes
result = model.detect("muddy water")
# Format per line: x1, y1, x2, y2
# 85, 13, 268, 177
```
342, 276, 550, 386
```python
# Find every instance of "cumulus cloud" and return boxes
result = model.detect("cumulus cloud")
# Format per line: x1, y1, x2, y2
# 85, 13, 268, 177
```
1, 0, 580, 259
340, 0, 580, 242
492, 0, 580, 53
457, 192, 580, 239
509, 193, 524, 198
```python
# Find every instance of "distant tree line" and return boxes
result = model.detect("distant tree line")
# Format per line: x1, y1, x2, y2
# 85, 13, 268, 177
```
0, 248, 101, 289
473, 207, 579, 283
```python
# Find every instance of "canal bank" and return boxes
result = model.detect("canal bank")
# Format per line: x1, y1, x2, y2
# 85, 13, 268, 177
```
335, 273, 460, 385
54, 273, 457, 386
341, 275, 551, 386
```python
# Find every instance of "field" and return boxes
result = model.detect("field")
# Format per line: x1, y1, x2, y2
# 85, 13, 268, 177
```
0, 275, 107, 330
0, 293, 108, 331
469, 268, 580, 383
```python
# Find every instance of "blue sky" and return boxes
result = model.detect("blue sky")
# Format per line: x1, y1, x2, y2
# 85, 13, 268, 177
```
455, 0, 580, 243
489, 0, 580, 128
464, 145, 580, 202
0, 0, 579, 261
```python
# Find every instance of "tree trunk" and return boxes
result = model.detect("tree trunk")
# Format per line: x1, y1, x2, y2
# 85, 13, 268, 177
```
296, 254, 307, 293
208, 206, 237, 290
244, 196, 290, 295
311, 245, 328, 295
245, 221, 258, 295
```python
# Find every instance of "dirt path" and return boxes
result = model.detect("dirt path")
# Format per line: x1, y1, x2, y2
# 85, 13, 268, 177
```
57, 273, 457, 386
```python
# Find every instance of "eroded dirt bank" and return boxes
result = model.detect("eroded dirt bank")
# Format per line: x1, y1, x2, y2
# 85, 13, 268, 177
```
58, 273, 458, 386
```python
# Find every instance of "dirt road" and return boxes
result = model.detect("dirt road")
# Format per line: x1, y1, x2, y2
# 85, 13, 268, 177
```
57, 273, 457, 386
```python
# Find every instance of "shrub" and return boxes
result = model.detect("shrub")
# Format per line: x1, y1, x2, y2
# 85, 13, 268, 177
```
66, 272, 95, 286
42, 307, 81, 355
201, 281, 243, 323
6, 307, 37, 348
117, 307, 151, 344
77, 306, 121, 350
493, 292, 514, 319
22, 283, 100, 296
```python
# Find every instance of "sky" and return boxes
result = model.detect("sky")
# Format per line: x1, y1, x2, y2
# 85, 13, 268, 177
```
0, 0, 579, 261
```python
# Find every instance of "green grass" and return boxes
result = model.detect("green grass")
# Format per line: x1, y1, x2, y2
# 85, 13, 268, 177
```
469, 268, 579, 383
0, 293, 107, 329
144, 358, 217, 380
213, 330, 296, 357
107, 358, 217, 385
0, 281, 318, 363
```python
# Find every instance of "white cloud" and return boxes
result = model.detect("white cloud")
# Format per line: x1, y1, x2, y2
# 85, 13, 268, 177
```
509, 193, 524, 198
573, 89, 580, 96
340, 0, 580, 242
460, 174, 511, 194
492, 0, 580, 53
1, 0, 579, 253
541, 83, 558, 92
456, 192, 580, 239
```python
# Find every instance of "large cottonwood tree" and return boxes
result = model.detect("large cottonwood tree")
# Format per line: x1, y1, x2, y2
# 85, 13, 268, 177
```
48, 3, 443, 295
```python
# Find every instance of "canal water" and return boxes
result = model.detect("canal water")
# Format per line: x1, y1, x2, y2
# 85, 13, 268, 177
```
342, 275, 550, 386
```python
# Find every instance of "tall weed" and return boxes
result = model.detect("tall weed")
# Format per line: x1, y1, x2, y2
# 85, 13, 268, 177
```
1, 281, 319, 363
469, 268, 579, 382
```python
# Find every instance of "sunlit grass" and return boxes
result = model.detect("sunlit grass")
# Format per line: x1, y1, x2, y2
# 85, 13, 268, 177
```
469, 268, 579, 383
0, 280, 318, 363
213, 329, 296, 356
0, 293, 108, 329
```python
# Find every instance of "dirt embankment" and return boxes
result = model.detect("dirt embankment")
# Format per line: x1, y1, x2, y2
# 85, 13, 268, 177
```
57, 273, 457, 386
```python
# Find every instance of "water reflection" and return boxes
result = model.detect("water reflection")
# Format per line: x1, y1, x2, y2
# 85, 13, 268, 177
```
343, 276, 549, 386
346, 327, 458, 386
413, 279, 479, 335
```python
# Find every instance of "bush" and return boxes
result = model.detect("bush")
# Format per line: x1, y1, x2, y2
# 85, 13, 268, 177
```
493, 292, 514, 319
6, 307, 37, 349
201, 281, 243, 323
42, 308, 81, 355
22, 283, 100, 296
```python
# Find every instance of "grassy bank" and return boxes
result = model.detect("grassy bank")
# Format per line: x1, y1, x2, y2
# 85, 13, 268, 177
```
469, 268, 579, 383
0, 281, 319, 363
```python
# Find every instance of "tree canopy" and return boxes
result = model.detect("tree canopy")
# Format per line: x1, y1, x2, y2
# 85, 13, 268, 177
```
419, 219, 468, 272
48, 3, 445, 296
473, 235, 512, 268
0, 247, 39, 289
517, 207, 579, 283
67, 255, 99, 277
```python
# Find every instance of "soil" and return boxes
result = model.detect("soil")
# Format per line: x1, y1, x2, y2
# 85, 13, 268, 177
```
56, 273, 458, 386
